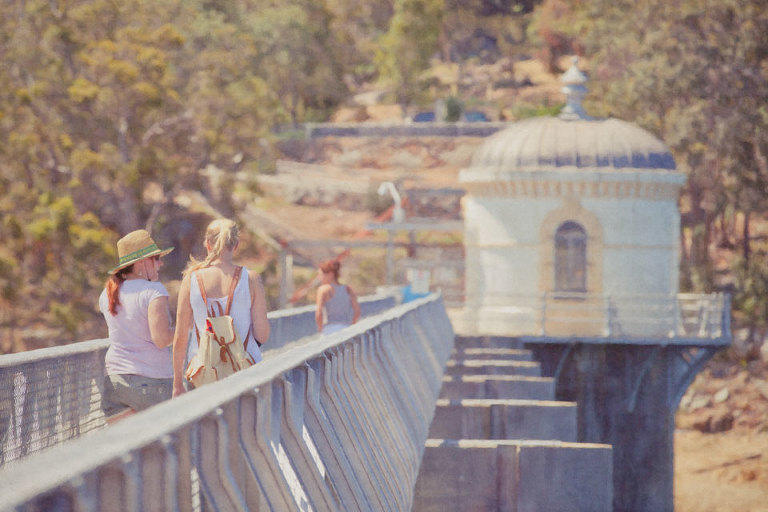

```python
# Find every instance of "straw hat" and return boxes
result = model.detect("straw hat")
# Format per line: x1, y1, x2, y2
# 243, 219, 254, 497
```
108, 229, 174, 275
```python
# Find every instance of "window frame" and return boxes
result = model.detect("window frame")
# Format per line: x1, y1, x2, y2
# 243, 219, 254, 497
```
554, 221, 588, 294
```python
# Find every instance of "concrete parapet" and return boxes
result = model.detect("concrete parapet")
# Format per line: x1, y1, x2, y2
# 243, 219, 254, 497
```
0, 294, 397, 467
444, 359, 541, 377
439, 375, 555, 401
266, 294, 396, 352
0, 294, 454, 511
428, 398, 577, 442
303, 122, 507, 139
412, 439, 613, 512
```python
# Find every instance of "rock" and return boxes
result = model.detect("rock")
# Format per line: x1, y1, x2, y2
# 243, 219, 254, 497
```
691, 411, 735, 433
739, 469, 758, 482
353, 90, 386, 106
691, 416, 712, 432
690, 395, 711, 410
713, 387, 730, 403
332, 106, 369, 123
365, 104, 403, 122
710, 412, 735, 432
753, 380, 768, 402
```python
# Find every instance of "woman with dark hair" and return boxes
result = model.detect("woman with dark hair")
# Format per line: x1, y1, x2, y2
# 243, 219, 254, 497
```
315, 259, 360, 335
99, 229, 175, 422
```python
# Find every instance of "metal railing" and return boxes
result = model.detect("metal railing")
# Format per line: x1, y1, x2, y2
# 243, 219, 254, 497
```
464, 292, 731, 343
0, 293, 453, 511
0, 294, 396, 468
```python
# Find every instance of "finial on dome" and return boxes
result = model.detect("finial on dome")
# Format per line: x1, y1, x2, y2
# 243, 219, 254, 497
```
558, 56, 591, 121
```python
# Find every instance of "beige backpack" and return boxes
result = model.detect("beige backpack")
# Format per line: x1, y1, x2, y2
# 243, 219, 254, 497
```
184, 266, 255, 388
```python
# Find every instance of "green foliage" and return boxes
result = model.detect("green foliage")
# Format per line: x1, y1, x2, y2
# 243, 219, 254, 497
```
732, 249, 768, 329
513, 103, 562, 119
244, 0, 352, 126
376, 0, 446, 107
68, 78, 100, 103
444, 96, 463, 122
0, 0, 393, 348
353, 255, 389, 291
2, 0, 767, 347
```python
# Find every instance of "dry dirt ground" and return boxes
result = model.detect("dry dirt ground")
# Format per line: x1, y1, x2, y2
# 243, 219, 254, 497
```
675, 360, 768, 511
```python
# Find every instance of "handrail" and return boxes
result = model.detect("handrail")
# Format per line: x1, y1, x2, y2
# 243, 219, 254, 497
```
465, 292, 730, 342
0, 293, 454, 511
0, 294, 396, 467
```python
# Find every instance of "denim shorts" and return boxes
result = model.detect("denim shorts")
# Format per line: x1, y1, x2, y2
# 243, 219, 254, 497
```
102, 374, 173, 417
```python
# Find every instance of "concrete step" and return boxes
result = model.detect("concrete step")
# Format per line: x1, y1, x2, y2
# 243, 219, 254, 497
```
454, 336, 525, 350
444, 359, 542, 377
451, 347, 534, 361
428, 398, 578, 442
413, 439, 613, 512
439, 375, 555, 401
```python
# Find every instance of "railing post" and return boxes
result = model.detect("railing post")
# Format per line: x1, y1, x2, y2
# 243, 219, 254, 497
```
278, 249, 293, 309
386, 231, 394, 286
698, 298, 713, 338
722, 293, 731, 339
671, 296, 680, 338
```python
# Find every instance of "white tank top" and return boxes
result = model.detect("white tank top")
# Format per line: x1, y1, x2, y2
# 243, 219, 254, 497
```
187, 267, 263, 363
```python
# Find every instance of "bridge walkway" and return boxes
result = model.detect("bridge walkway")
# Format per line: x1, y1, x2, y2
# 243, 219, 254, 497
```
0, 292, 731, 511
0, 294, 452, 511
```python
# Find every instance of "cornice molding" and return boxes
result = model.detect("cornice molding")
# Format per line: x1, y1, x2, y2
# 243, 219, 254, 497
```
463, 178, 683, 201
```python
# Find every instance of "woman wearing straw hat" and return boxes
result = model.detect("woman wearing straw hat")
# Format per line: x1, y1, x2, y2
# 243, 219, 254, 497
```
99, 229, 175, 422
171, 218, 270, 397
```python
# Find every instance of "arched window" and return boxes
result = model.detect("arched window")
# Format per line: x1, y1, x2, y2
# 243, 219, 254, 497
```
555, 221, 587, 292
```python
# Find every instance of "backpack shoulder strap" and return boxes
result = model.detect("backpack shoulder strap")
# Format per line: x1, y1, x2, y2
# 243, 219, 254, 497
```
192, 271, 207, 340
195, 271, 208, 307
224, 266, 243, 316
244, 324, 252, 350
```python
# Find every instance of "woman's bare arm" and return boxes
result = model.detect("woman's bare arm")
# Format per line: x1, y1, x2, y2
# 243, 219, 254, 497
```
250, 272, 270, 345
148, 296, 174, 348
348, 286, 361, 324
172, 275, 193, 397
316, 284, 329, 332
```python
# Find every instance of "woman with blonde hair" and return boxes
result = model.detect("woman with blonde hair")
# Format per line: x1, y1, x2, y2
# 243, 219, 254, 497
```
99, 229, 175, 422
172, 218, 270, 396
315, 259, 360, 335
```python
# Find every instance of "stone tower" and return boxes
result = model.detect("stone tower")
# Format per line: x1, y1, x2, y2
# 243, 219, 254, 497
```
458, 58, 687, 338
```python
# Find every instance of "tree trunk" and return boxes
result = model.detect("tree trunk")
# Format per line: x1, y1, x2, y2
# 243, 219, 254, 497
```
743, 211, 751, 264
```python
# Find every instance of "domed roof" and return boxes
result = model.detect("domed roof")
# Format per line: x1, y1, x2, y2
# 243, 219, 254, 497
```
467, 57, 676, 173
469, 116, 676, 171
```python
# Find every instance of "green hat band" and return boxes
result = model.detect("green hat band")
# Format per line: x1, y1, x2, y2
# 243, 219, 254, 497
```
118, 244, 160, 265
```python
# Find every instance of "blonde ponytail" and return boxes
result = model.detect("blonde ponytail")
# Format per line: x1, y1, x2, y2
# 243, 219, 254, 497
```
183, 219, 240, 277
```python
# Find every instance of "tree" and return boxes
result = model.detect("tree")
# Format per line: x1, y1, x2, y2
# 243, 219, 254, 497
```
0, 0, 284, 349
376, 0, 446, 109
245, 0, 352, 125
